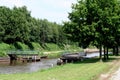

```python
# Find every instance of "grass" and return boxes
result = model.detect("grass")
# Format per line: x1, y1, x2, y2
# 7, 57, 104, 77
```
0, 43, 119, 80
0, 43, 15, 57
45, 43, 62, 51
0, 57, 117, 80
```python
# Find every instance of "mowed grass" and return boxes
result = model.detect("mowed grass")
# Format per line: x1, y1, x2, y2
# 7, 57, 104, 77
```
0, 58, 113, 80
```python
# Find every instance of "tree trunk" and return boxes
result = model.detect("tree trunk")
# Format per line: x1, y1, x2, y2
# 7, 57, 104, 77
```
106, 47, 109, 59
99, 44, 102, 60
104, 46, 106, 60
113, 47, 115, 55
116, 46, 119, 56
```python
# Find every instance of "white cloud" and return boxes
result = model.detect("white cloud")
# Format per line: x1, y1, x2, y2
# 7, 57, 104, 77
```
43, 0, 76, 11
0, 0, 77, 23
0, 0, 24, 7
8, 0, 24, 7
29, 0, 77, 23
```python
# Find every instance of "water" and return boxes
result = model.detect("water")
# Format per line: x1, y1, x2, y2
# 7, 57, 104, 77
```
0, 52, 112, 74
85, 52, 112, 58
0, 59, 57, 74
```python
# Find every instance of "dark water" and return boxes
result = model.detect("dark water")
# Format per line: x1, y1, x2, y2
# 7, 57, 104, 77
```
0, 59, 57, 74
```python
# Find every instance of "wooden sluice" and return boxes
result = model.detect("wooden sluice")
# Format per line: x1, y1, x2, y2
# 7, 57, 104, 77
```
7, 51, 41, 65
0, 57, 10, 64
57, 52, 86, 65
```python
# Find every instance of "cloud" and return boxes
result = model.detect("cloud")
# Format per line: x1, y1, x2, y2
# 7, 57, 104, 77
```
43, 0, 76, 11
0, 0, 77, 23
5, 0, 24, 7
29, 0, 77, 23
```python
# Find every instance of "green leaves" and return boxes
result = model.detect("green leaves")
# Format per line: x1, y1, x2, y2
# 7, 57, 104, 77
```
63, 0, 120, 49
0, 6, 65, 45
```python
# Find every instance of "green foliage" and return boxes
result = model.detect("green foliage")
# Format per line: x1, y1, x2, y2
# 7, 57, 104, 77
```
0, 51, 7, 57
0, 43, 15, 56
0, 6, 66, 46
45, 43, 61, 51
64, 0, 120, 46
14, 42, 29, 50
31, 42, 43, 50
46, 52, 64, 59
63, 0, 120, 58
0, 43, 15, 50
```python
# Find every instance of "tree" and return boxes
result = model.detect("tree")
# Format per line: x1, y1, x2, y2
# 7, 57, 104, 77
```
0, 6, 31, 44
63, 0, 120, 60
0, 6, 66, 49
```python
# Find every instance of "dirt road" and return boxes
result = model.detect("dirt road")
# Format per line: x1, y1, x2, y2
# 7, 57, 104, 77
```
109, 67, 120, 80
98, 58, 120, 80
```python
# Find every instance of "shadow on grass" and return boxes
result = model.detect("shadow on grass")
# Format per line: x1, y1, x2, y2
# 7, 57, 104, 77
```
73, 56, 119, 64
73, 58, 100, 64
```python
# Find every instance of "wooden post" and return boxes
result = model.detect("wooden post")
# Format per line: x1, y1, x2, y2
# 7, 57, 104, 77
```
8, 54, 17, 65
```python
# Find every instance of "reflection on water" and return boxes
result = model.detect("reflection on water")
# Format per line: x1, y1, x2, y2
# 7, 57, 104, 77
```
0, 59, 57, 74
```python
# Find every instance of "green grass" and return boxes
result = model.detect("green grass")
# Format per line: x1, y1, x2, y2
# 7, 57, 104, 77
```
45, 43, 61, 51
0, 43, 15, 50
0, 58, 112, 80
0, 43, 15, 56
14, 42, 30, 50
46, 52, 64, 58
31, 42, 43, 50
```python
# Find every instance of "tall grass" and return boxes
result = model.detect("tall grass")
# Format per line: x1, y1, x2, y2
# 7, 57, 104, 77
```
0, 43, 15, 50
45, 43, 61, 51
0, 42, 83, 57
0, 43, 15, 56
31, 42, 43, 50
14, 42, 29, 50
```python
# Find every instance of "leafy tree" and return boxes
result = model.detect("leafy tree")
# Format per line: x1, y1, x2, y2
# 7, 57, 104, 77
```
63, 0, 120, 60
0, 6, 66, 50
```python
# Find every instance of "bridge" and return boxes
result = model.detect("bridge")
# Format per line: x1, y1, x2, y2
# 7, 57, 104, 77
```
7, 50, 41, 65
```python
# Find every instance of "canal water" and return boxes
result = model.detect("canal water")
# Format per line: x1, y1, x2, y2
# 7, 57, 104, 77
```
0, 59, 57, 74
0, 52, 112, 74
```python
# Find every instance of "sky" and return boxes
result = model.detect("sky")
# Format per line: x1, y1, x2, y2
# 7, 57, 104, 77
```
0, 0, 77, 24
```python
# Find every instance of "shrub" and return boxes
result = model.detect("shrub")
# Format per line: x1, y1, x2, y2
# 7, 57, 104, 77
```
14, 42, 29, 50
0, 43, 15, 50
0, 51, 7, 57
31, 42, 43, 50
45, 43, 61, 51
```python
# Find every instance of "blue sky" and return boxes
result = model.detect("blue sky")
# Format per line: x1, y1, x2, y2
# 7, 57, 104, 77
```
0, 0, 77, 24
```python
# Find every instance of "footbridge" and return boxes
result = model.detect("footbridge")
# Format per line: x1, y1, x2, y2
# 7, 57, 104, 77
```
7, 50, 41, 65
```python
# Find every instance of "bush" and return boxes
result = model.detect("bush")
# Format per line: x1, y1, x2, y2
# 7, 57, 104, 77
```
0, 43, 15, 50
45, 43, 61, 51
14, 42, 29, 50
31, 42, 43, 50
0, 51, 7, 57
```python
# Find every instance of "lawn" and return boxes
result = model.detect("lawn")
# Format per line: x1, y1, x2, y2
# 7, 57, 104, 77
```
0, 57, 116, 80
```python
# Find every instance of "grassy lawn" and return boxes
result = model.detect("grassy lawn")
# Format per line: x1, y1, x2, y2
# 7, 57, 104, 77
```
0, 57, 118, 80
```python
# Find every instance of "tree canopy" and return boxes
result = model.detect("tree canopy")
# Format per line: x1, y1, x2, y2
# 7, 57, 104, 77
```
0, 6, 66, 48
63, 0, 120, 59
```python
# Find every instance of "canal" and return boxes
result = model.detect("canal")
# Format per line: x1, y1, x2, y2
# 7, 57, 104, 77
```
0, 59, 57, 74
0, 52, 112, 74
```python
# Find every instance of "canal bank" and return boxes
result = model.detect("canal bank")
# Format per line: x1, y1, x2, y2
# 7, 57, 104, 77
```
0, 51, 111, 74
0, 55, 117, 80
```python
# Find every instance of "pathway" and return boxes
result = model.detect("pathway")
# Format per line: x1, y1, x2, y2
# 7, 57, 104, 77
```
110, 67, 120, 80
98, 57, 120, 80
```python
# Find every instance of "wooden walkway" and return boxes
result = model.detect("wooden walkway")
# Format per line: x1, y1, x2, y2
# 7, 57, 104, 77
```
7, 51, 41, 65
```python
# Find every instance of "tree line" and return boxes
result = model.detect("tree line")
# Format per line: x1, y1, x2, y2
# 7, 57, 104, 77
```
63, 0, 120, 60
0, 6, 66, 49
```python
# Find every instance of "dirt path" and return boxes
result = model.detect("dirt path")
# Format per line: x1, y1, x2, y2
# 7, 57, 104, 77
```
109, 65, 120, 80
98, 58, 120, 80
